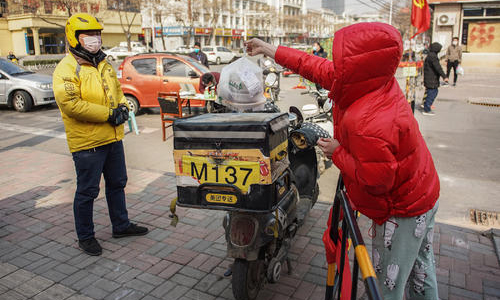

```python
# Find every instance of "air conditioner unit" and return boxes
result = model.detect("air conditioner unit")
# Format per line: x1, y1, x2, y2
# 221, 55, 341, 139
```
437, 13, 456, 26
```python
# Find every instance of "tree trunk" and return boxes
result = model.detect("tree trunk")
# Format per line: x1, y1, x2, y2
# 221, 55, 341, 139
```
160, 16, 166, 51
187, 0, 192, 46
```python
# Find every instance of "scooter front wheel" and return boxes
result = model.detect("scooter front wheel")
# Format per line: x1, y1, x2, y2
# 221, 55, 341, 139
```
232, 258, 265, 300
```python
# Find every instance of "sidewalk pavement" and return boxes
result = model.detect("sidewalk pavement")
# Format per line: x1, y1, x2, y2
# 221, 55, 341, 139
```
1, 148, 499, 300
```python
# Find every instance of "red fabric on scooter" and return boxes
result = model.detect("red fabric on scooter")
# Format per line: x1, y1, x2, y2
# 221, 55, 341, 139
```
323, 207, 352, 300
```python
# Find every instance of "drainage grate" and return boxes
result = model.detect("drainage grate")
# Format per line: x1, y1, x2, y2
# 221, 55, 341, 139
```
470, 209, 499, 226
467, 97, 500, 107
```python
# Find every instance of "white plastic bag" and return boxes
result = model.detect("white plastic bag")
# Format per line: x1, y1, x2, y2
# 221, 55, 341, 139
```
457, 65, 464, 76
217, 57, 265, 110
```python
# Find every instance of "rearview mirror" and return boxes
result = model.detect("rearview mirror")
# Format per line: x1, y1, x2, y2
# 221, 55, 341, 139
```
188, 70, 199, 78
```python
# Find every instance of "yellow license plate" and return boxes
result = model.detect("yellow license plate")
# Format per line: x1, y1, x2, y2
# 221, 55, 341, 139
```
182, 155, 260, 193
206, 193, 237, 204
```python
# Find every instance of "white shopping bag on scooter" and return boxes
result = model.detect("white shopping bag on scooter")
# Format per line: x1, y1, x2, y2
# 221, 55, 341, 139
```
217, 56, 266, 111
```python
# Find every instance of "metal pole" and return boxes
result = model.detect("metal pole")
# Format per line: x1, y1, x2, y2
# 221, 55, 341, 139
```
150, 3, 156, 51
389, 0, 393, 25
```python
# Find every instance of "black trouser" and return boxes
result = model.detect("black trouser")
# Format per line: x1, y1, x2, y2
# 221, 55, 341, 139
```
446, 60, 459, 84
72, 141, 130, 240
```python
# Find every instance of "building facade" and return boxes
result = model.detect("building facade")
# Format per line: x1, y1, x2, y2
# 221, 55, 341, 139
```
429, 0, 500, 67
0, 0, 142, 57
141, 0, 337, 50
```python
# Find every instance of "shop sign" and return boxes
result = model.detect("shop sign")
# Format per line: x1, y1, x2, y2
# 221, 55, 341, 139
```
155, 27, 162, 37
155, 26, 192, 37
195, 27, 213, 35
246, 29, 254, 37
232, 29, 244, 36
224, 28, 232, 36
215, 28, 223, 36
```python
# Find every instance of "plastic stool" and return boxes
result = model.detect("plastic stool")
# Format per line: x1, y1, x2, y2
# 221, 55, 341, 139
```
128, 111, 139, 135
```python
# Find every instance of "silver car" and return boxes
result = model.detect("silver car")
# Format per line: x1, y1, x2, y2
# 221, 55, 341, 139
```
0, 58, 55, 112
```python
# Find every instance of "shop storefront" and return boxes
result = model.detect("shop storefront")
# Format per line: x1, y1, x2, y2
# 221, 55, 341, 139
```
215, 28, 232, 47
430, 0, 500, 67
232, 29, 244, 48
194, 27, 212, 46
24, 27, 65, 55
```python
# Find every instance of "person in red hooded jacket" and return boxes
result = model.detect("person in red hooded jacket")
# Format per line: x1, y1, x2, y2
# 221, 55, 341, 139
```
246, 22, 440, 299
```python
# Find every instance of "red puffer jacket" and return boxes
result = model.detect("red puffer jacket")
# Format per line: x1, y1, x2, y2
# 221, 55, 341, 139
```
275, 22, 439, 224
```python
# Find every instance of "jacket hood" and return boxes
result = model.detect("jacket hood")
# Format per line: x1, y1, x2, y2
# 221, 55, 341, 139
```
331, 22, 403, 109
429, 42, 442, 53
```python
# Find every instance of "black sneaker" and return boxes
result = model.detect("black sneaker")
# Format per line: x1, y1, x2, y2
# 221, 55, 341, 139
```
112, 223, 149, 238
78, 237, 102, 256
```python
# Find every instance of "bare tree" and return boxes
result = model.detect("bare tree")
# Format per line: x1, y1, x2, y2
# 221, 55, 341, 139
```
107, 0, 141, 51
7, 0, 99, 28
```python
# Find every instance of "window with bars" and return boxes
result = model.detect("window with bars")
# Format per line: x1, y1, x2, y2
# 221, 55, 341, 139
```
44, 0, 52, 14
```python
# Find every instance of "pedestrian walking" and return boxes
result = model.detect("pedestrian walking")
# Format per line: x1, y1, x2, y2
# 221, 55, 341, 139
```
445, 37, 462, 87
189, 42, 209, 68
7, 51, 18, 63
245, 22, 441, 300
422, 42, 449, 116
312, 42, 327, 58
53, 13, 148, 256
312, 42, 327, 90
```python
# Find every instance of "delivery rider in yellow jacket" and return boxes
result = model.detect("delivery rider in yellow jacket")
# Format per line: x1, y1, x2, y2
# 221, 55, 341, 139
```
53, 13, 147, 256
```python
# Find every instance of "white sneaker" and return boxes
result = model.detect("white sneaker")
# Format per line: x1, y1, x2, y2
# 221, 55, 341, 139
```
422, 111, 435, 116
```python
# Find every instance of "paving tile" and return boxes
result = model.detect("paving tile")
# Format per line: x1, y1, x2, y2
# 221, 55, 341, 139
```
32, 283, 75, 300
2, 269, 35, 289
179, 266, 208, 280
150, 280, 176, 298
14, 275, 54, 298
105, 288, 144, 300
80, 285, 109, 300
0, 289, 28, 300
483, 286, 500, 298
207, 277, 230, 296
164, 285, 190, 300
94, 278, 121, 293
449, 286, 482, 300
184, 288, 216, 300
0, 262, 18, 278
123, 278, 155, 294
66, 295, 94, 300
171, 273, 199, 288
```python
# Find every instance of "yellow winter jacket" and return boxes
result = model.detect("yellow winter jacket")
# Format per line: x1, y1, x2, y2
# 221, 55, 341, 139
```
53, 54, 127, 153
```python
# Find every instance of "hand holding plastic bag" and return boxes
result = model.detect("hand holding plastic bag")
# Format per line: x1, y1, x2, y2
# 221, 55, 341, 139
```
457, 65, 464, 76
217, 57, 265, 110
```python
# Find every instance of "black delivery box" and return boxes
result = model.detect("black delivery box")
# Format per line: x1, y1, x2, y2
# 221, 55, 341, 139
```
172, 113, 290, 212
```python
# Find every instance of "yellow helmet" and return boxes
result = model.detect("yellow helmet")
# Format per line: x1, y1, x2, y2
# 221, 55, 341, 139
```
65, 13, 103, 48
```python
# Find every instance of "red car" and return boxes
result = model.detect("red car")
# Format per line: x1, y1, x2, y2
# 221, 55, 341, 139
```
117, 53, 210, 114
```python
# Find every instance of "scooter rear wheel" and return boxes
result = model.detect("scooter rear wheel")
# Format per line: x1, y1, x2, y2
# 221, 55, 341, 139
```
232, 258, 265, 300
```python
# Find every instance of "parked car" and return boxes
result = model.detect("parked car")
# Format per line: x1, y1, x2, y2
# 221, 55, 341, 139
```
119, 41, 145, 49
117, 53, 211, 114
0, 58, 55, 112
174, 46, 194, 54
202, 46, 236, 64
232, 48, 244, 58
104, 46, 145, 61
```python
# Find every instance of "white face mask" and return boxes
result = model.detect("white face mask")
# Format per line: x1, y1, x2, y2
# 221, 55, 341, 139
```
452, 41, 458, 46
82, 35, 102, 53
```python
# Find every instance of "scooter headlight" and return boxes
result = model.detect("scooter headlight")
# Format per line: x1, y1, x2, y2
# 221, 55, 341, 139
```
265, 73, 278, 87
291, 132, 308, 150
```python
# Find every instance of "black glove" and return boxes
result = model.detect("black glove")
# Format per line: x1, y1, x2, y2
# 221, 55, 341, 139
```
108, 104, 129, 126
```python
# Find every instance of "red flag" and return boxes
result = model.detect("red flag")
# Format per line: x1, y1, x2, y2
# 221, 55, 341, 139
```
411, 0, 430, 39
